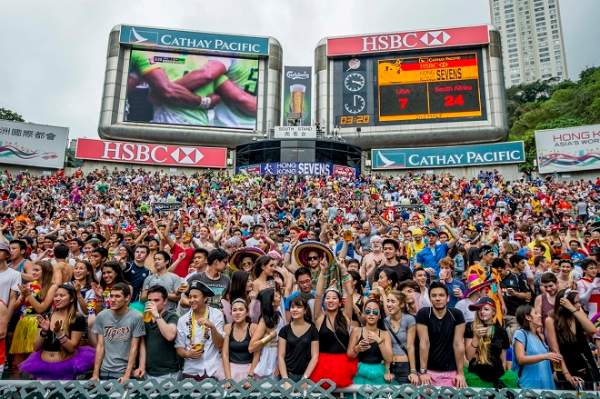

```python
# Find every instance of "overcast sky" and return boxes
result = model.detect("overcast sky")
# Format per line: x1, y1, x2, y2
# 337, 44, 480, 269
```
0, 0, 598, 139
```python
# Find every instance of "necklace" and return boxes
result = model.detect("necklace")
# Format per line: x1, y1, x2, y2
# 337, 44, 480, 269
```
190, 307, 209, 345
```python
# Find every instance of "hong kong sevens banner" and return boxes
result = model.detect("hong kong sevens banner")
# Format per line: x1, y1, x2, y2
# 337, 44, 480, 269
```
238, 162, 357, 177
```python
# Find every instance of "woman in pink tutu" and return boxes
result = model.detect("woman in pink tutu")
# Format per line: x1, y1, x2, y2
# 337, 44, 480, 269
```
19, 284, 95, 380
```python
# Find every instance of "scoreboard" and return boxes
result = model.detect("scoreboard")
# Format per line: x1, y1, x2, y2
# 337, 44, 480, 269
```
333, 49, 486, 127
378, 52, 483, 122
317, 25, 508, 147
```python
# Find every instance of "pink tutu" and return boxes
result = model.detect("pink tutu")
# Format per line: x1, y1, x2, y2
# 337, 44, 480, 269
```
19, 346, 95, 380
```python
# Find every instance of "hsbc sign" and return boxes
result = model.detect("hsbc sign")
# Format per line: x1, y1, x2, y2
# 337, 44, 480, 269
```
327, 25, 489, 57
75, 138, 227, 168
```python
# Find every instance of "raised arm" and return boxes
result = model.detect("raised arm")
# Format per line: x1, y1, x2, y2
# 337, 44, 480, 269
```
339, 261, 354, 321
313, 260, 329, 322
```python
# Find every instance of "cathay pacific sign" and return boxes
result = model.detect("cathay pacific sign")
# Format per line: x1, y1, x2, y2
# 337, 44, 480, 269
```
119, 25, 269, 56
371, 142, 525, 170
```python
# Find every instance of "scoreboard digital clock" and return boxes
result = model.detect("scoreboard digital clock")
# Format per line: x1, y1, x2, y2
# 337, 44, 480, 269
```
332, 49, 487, 127
321, 25, 507, 147
377, 52, 483, 122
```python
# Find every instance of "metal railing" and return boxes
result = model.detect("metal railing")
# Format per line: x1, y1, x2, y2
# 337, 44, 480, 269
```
0, 378, 597, 399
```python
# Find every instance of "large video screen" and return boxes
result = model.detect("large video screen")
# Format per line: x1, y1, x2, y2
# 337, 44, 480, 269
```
333, 49, 486, 127
125, 49, 259, 130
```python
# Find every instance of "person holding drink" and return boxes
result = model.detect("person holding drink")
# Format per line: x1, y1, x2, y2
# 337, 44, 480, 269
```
135, 285, 180, 382
175, 280, 224, 381
437, 257, 465, 309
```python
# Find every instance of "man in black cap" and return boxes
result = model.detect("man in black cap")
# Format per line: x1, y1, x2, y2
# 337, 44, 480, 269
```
175, 280, 224, 381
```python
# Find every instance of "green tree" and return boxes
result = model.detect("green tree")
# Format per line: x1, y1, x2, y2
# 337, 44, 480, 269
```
0, 107, 24, 122
507, 66, 600, 172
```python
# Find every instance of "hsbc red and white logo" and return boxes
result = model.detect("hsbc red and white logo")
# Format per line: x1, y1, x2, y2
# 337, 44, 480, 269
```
327, 25, 489, 57
419, 31, 451, 46
76, 138, 227, 169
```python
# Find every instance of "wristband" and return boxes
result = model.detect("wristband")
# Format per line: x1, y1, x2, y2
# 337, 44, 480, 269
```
410, 369, 418, 374
419, 368, 428, 374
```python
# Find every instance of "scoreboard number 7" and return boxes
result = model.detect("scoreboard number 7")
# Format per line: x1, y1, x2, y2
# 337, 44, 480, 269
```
398, 97, 408, 110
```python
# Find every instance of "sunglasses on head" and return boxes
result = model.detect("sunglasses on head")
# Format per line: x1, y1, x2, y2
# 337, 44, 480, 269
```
364, 309, 379, 316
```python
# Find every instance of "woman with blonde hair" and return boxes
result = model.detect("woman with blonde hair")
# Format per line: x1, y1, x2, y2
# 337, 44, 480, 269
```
384, 290, 418, 385
9, 260, 58, 376
464, 296, 517, 388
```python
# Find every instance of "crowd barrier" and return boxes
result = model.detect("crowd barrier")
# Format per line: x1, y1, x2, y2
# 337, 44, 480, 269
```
0, 378, 596, 399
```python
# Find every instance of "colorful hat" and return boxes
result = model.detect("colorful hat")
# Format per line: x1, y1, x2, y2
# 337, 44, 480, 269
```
293, 241, 334, 267
267, 250, 283, 261
229, 247, 265, 271
412, 228, 424, 236
463, 274, 492, 298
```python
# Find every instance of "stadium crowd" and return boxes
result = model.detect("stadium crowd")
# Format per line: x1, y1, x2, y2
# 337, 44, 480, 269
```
0, 166, 599, 390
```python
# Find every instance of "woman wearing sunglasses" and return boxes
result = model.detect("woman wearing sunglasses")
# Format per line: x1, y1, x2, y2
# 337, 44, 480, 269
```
348, 299, 393, 385
545, 288, 600, 390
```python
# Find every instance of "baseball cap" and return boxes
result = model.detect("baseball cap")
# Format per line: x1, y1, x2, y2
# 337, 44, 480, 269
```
468, 296, 495, 311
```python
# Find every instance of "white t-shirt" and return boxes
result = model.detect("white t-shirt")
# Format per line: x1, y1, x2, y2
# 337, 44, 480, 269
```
455, 298, 476, 323
175, 307, 224, 377
0, 267, 21, 305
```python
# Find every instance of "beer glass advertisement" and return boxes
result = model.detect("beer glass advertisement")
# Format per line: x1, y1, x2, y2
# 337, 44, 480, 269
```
125, 49, 258, 130
283, 66, 312, 126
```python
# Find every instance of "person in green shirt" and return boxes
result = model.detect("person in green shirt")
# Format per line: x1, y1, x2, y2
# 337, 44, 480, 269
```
212, 58, 259, 129
128, 49, 224, 126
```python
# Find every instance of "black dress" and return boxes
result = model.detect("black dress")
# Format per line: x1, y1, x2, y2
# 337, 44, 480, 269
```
556, 322, 600, 390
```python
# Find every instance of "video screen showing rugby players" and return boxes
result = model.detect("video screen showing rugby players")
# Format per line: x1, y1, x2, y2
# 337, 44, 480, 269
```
125, 49, 258, 130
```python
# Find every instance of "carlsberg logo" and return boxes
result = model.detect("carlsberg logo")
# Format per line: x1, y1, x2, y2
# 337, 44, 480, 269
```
286, 71, 310, 80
